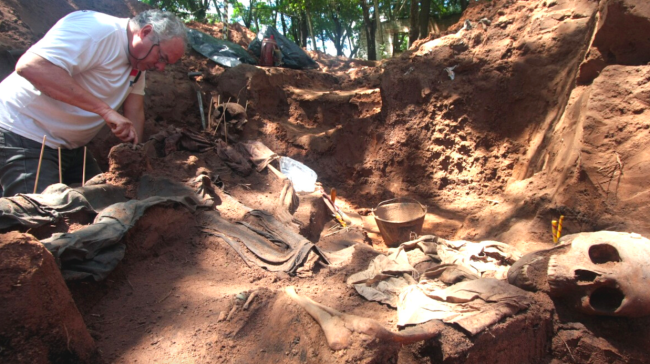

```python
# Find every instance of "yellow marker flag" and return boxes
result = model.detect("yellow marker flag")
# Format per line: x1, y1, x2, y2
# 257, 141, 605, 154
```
557, 215, 564, 241
552, 220, 558, 244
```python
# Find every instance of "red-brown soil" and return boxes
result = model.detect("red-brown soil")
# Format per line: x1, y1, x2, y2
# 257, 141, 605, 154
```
0, 232, 98, 363
2, 0, 650, 363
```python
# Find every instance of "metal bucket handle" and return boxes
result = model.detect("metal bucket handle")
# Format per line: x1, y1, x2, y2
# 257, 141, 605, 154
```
371, 197, 427, 222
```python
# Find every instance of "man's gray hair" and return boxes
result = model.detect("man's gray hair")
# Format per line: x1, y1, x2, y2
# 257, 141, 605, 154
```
131, 9, 187, 45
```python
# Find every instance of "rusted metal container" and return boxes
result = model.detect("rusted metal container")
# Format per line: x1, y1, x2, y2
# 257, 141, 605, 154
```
373, 197, 426, 247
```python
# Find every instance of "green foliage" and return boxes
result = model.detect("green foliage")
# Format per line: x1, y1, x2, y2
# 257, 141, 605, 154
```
138, 0, 471, 58
431, 0, 466, 18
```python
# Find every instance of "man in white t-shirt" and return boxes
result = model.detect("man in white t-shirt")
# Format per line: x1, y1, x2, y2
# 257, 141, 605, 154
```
0, 9, 187, 196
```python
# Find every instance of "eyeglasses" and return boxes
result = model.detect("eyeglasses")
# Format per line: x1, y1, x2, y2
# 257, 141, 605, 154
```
152, 43, 169, 66
139, 42, 169, 67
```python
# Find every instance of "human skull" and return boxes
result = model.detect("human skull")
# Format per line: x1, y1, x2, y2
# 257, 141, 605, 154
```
212, 102, 247, 131
547, 231, 650, 317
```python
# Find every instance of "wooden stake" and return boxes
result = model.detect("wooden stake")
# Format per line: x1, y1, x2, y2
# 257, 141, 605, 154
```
58, 147, 62, 184
224, 97, 231, 145
207, 96, 215, 130
34, 135, 47, 194
244, 100, 249, 112
82, 146, 87, 187
224, 117, 228, 146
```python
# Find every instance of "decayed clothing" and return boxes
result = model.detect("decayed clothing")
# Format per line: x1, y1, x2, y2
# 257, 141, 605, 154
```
348, 235, 531, 335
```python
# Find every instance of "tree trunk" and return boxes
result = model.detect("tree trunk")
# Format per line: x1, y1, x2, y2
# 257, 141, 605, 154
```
281, 12, 287, 36
329, 5, 346, 56
349, 34, 360, 58
360, 0, 376, 60
299, 12, 309, 48
409, 0, 419, 46
222, 1, 229, 40
305, 4, 317, 51
211, 0, 223, 21
373, 0, 383, 44
392, 32, 401, 55
243, 3, 252, 28
418, 0, 430, 40
321, 30, 327, 52
334, 37, 344, 56
290, 16, 301, 46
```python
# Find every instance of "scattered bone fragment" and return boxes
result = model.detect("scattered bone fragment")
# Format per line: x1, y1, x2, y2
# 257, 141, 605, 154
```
217, 311, 227, 322
226, 303, 239, 321
243, 291, 258, 310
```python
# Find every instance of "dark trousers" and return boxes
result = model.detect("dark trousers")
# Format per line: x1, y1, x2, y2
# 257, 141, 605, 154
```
0, 127, 102, 197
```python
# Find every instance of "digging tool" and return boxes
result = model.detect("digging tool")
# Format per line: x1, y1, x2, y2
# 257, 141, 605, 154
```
319, 186, 347, 228
188, 72, 206, 129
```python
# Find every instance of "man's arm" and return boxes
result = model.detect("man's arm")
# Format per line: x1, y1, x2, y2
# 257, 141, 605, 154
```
122, 93, 145, 143
16, 52, 138, 144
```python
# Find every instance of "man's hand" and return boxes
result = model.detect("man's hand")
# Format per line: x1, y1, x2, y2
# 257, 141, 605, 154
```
103, 109, 139, 144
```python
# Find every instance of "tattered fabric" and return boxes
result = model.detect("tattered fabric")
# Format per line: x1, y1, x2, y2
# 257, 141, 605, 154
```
200, 210, 329, 274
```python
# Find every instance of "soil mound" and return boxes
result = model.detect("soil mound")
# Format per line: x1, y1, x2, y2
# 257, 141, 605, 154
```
0, 232, 97, 363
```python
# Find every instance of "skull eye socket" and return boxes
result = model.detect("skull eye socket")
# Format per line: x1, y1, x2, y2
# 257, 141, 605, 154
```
588, 244, 621, 264
589, 286, 624, 312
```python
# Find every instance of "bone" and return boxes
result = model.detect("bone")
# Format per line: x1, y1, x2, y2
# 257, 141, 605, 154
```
217, 311, 227, 322
243, 291, 257, 310
226, 303, 238, 321
509, 231, 650, 317
508, 244, 569, 292
285, 286, 444, 351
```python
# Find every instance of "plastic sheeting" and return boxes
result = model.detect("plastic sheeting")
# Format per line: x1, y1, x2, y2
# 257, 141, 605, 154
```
187, 28, 258, 68
248, 26, 318, 70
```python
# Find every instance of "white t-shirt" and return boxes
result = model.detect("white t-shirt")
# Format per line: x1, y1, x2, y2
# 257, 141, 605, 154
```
0, 10, 145, 149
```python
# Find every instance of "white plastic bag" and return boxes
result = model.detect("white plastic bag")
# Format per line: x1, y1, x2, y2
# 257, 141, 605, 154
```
279, 156, 317, 193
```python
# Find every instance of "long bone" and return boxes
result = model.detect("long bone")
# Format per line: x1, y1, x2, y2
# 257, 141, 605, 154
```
285, 286, 444, 350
